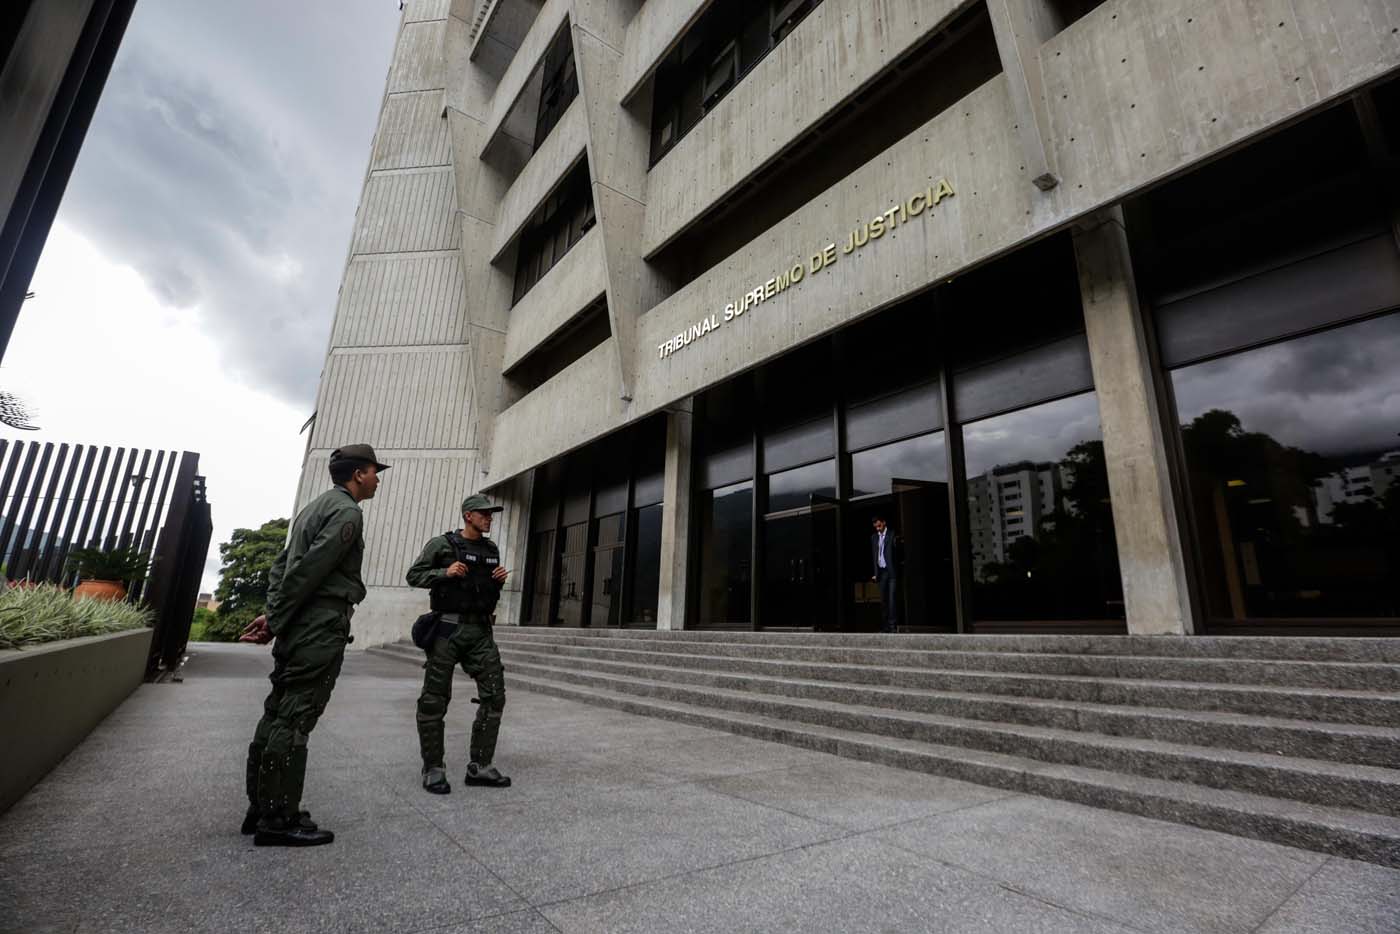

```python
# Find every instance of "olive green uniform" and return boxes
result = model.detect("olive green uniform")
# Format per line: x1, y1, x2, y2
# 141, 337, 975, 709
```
245, 485, 365, 823
407, 532, 505, 769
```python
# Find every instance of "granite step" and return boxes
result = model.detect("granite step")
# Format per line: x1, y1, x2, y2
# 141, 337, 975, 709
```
493, 656, 1400, 817
493, 626, 1400, 663
493, 646, 1400, 767
488, 633, 1400, 691
502, 670, 1400, 869
496, 642, 1400, 727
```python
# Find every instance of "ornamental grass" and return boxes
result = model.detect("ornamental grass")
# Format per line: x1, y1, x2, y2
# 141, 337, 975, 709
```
0, 584, 152, 650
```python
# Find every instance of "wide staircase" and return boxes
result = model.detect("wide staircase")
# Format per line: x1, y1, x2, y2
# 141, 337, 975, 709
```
369, 627, 1400, 867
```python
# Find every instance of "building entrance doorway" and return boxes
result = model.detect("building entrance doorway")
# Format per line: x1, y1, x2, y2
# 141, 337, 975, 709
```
761, 498, 838, 630
845, 480, 956, 632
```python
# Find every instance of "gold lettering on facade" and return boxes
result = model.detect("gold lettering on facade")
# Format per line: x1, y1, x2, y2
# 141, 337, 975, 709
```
658, 177, 955, 360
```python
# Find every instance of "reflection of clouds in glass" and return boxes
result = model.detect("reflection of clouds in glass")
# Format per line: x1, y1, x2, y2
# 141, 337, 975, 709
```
851, 432, 946, 496
1172, 313, 1400, 459
961, 392, 1103, 477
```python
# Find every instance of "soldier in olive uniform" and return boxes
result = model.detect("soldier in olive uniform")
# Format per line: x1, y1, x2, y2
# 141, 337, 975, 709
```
237, 444, 388, 847
407, 494, 512, 794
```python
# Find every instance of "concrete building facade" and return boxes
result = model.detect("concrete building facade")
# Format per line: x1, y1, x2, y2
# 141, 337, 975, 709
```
300, 0, 1400, 646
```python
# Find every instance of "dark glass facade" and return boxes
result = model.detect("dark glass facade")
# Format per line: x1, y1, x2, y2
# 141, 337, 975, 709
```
522, 417, 666, 628
1133, 91, 1400, 631
1169, 315, 1400, 621
687, 235, 1125, 632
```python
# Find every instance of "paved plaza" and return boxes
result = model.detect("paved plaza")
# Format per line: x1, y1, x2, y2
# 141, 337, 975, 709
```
1, 642, 1397, 934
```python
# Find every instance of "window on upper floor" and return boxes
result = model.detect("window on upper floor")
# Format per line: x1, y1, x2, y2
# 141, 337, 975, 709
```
512, 160, 595, 305
648, 0, 825, 165
504, 296, 611, 395
535, 21, 579, 149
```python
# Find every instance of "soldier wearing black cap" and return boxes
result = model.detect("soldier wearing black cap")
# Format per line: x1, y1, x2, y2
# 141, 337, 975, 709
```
407, 493, 512, 793
237, 444, 388, 846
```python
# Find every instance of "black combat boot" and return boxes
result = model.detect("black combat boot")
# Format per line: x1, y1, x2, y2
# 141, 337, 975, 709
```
243, 806, 317, 835
464, 762, 511, 787
253, 814, 335, 847
422, 765, 451, 795
242, 742, 263, 833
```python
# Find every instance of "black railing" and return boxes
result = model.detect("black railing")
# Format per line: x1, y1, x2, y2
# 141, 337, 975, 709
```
0, 439, 212, 676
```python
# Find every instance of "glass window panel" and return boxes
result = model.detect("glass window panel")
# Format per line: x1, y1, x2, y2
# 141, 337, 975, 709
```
1170, 311, 1400, 620
961, 392, 1124, 621
851, 432, 946, 498
634, 467, 664, 508
556, 522, 588, 627
589, 513, 625, 627
525, 529, 556, 626
846, 381, 941, 453
763, 416, 833, 473
767, 459, 835, 513
698, 480, 752, 627
627, 503, 663, 626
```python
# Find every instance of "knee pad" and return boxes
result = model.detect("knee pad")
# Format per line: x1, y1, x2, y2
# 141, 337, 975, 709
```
418, 693, 448, 718
481, 688, 505, 716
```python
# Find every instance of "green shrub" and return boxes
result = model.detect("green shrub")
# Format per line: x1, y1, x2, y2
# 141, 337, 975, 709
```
200, 605, 256, 643
0, 584, 153, 650
65, 546, 150, 584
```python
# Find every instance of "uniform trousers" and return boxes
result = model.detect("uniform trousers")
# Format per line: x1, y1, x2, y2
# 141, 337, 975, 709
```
416, 617, 506, 768
245, 604, 350, 821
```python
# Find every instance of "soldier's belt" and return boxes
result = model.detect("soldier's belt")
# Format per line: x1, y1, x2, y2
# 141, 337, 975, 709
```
309, 596, 353, 617
435, 612, 491, 625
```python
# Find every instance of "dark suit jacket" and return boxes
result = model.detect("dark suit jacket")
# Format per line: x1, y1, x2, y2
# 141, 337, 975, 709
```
871, 530, 897, 579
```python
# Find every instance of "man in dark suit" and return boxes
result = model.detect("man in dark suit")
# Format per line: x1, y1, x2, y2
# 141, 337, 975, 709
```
870, 515, 898, 634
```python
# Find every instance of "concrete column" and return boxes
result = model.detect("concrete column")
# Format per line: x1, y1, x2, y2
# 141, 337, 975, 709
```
987, 0, 1062, 191
1073, 208, 1195, 635
656, 404, 694, 630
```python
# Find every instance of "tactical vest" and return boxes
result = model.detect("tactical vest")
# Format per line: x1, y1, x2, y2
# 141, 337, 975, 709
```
428, 531, 502, 617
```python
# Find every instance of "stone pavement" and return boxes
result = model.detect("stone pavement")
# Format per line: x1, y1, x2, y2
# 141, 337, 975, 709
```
1, 643, 1396, 934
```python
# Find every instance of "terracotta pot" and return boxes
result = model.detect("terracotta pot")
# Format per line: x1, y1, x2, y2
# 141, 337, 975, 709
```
74, 579, 128, 602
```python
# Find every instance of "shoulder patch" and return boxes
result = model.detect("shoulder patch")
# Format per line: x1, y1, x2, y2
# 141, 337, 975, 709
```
340, 521, 357, 544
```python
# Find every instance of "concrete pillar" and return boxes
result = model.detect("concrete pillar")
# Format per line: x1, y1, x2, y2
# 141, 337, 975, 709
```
1073, 208, 1195, 635
987, 0, 1062, 191
656, 404, 694, 630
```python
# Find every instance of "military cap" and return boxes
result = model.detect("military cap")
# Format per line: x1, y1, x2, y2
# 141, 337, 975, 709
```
330, 443, 391, 471
461, 493, 502, 514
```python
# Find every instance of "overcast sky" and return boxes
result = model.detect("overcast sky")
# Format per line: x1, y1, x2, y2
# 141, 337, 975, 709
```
0, 0, 401, 590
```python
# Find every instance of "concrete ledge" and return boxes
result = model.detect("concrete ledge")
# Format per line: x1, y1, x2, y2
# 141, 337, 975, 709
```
480, 0, 570, 159
641, 0, 966, 255
503, 227, 608, 371
491, 97, 588, 262
617, 0, 714, 105
0, 628, 152, 814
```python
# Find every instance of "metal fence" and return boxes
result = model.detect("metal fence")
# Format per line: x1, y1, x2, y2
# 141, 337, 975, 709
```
0, 439, 213, 676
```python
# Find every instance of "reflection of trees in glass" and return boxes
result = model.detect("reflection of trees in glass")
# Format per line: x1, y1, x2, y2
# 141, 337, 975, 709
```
972, 439, 1123, 620
1179, 408, 1400, 618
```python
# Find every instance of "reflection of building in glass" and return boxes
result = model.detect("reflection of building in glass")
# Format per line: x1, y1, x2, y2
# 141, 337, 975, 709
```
1310, 451, 1400, 525
966, 461, 1065, 580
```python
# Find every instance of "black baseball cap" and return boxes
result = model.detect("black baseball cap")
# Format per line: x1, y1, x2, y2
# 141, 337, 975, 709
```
330, 444, 391, 472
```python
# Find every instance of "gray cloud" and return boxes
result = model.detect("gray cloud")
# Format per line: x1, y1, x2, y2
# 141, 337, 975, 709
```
54, 0, 400, 406
1171, 313, 1400, 460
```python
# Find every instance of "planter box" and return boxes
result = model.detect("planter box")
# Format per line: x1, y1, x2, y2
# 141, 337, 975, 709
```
0, 628, 153, 814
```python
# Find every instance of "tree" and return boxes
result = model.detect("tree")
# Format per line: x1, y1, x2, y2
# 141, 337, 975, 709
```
206, 518, 288, 642
0, 391, 38, 430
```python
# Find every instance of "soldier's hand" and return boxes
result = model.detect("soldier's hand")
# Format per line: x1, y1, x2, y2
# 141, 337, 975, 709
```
446, 561, 468, 578
491, 566, 509, 583
239, 614, 273, 645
